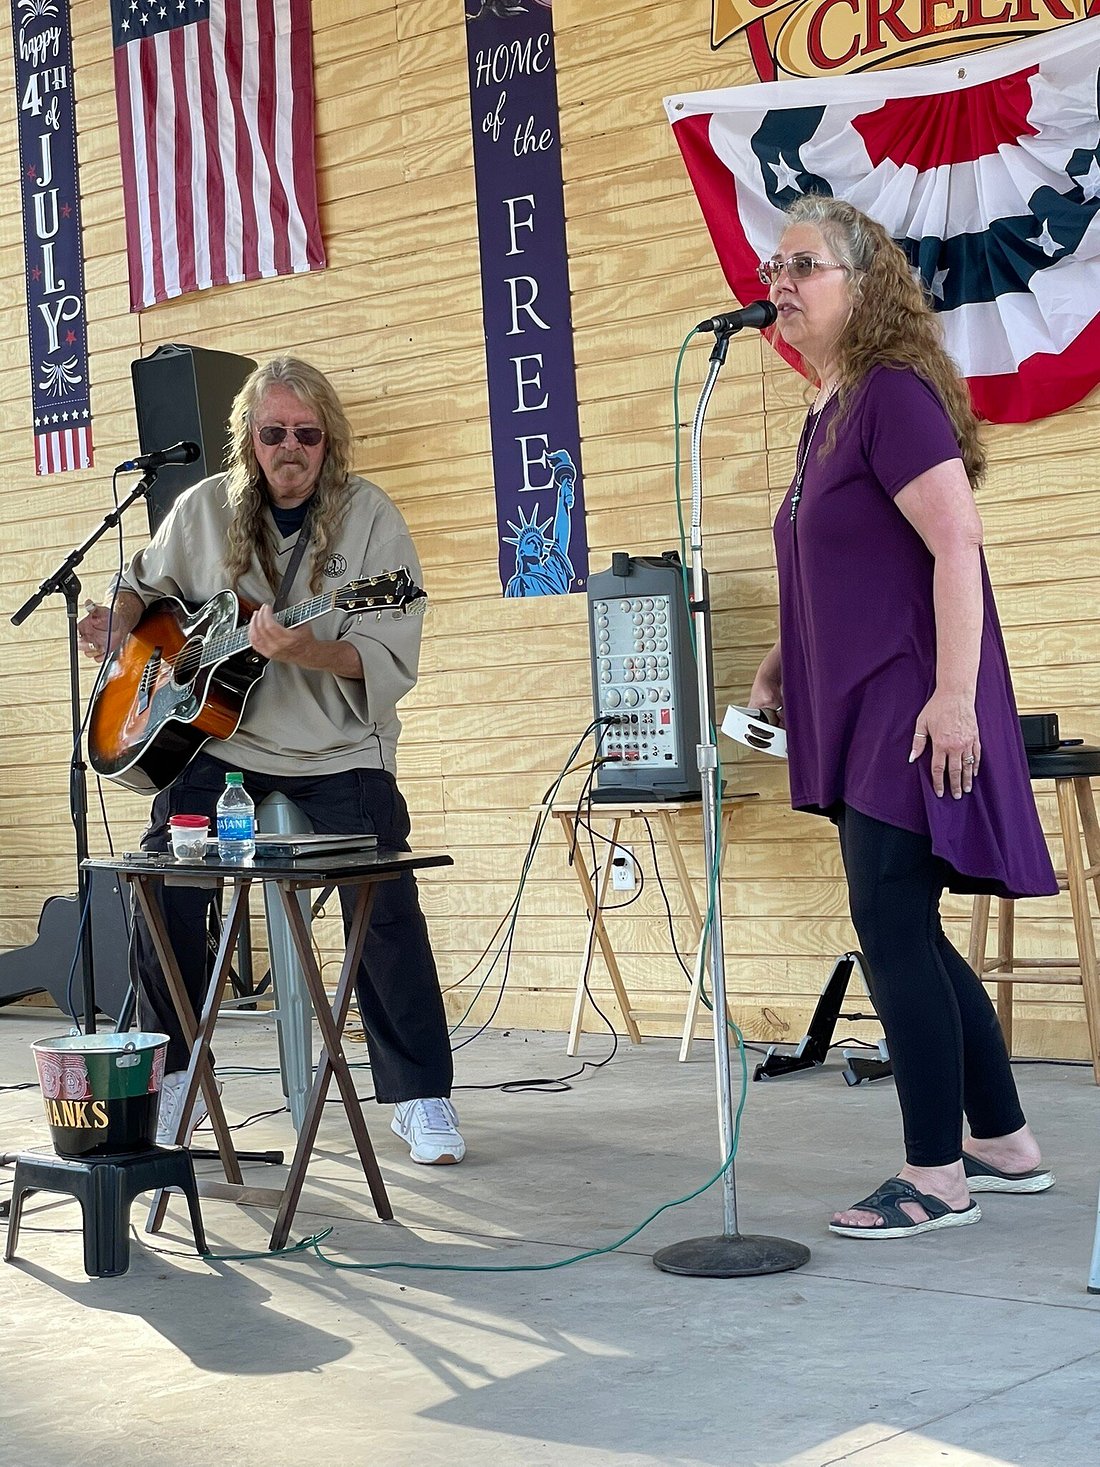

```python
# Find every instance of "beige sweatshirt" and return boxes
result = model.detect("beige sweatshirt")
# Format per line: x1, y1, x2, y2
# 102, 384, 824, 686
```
115, 473, 424, 776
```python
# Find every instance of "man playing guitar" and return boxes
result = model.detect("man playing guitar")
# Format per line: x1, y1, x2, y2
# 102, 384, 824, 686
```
77, 357, 465, 1165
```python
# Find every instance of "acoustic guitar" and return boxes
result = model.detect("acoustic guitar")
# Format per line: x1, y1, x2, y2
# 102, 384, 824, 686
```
87, 568, 425, 795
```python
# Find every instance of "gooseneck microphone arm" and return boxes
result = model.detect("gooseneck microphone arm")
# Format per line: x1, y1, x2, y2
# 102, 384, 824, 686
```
10, 462, 163, 1033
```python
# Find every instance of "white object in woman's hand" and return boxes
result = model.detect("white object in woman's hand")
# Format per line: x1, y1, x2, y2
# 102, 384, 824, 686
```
748, 657, 783, 718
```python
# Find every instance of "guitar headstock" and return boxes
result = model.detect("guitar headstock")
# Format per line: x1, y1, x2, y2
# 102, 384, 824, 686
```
334, 568, 427, 616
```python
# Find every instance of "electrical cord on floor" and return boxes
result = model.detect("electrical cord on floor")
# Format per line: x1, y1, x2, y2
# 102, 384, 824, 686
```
131, 1038, 748, 1272
1011, 1057, 1093, 1068
193, 1103, 289, 1133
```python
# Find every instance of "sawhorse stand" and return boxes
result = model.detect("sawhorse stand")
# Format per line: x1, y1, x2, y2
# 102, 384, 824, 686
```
753, 951, 893, 1087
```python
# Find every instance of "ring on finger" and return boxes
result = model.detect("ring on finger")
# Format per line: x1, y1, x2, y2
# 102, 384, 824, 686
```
962, 756, 976, 765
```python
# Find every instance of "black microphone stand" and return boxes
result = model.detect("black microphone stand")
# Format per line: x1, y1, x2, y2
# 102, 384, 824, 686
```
10, 467, 162, 1033
652, 327, 810, 1278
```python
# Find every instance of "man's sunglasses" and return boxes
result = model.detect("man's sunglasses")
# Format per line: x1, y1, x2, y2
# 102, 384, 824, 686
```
256, 424, 325, 447
757, 253, 849, 286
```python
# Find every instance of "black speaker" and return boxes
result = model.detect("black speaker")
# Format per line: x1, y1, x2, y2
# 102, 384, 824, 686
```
131, 344, 257, 534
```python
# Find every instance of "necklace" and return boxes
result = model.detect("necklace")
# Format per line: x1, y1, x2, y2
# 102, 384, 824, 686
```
788, 384, 837, 524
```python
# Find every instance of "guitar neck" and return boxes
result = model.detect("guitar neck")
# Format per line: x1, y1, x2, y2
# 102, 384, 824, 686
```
202, 592, 336, 668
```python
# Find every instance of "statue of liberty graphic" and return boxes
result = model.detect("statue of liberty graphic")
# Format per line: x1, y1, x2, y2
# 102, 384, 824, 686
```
502, 448, 577, 597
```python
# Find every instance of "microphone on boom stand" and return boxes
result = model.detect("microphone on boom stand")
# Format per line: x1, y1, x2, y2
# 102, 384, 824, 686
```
694, 300, 778, 335
650, 293, 809, 1280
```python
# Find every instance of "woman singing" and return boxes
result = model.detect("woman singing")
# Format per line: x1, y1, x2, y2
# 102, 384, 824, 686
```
748, 195, 1058, 1239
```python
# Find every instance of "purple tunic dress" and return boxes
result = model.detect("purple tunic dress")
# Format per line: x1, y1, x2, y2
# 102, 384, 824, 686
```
773, 364, 1057, 900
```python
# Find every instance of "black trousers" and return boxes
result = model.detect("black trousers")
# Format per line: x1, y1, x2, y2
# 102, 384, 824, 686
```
131, 750, 453, 1104
834, 805, 1026, 1168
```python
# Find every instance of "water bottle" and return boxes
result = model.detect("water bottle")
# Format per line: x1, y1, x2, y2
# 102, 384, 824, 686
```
216, 772, 255, 862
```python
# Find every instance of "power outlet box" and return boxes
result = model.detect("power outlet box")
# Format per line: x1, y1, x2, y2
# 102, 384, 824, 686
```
610, 844, 637, 891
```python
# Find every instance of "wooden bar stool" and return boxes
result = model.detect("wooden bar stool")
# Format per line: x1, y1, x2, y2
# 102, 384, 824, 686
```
967, 745, 1100, 1082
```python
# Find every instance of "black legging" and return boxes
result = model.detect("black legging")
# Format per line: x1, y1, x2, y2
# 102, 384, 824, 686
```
834, 804, 1026, 1168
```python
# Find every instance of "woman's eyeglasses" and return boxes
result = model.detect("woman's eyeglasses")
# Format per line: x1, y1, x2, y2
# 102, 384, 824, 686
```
256, 424, 325, 447
757, 253, 849, 286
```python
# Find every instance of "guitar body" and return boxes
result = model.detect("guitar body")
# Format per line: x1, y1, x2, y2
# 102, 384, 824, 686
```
86, 570, 423, 795
88, 591, 266, 794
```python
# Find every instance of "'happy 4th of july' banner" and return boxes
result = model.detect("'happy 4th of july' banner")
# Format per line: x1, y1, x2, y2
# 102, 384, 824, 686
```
463, 0, 589, 597
11, 0, 93, 475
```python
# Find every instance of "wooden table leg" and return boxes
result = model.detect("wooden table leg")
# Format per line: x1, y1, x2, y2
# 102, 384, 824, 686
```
269, 879, 393, 1250
1057, 780, 1100, 1083
967, 895, 991, 973
136, 875, 247, 1233
1076, 778, 1100, 911
559, 814, 643, 1054
995, 897, 1015, 1054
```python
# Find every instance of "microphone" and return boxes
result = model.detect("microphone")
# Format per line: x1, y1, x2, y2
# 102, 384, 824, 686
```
117, 441, 201, 472
695, 300, 778, 334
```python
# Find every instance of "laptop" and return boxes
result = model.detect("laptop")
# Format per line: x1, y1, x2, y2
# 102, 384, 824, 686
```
209, 832, 380, 859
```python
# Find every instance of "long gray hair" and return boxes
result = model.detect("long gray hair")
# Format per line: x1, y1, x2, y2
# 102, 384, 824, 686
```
223, 357, 355, 594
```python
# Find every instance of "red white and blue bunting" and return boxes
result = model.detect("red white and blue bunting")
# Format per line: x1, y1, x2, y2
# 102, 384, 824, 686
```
667, 20, 1100, 424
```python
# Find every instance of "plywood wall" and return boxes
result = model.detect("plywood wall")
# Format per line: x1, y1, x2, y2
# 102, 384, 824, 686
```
1, 1, 1096, 1060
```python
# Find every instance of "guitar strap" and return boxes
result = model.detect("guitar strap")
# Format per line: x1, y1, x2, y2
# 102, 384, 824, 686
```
271, 499, 315, 613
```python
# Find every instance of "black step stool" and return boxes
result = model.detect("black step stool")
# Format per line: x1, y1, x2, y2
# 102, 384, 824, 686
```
3, 1148, 207, 1277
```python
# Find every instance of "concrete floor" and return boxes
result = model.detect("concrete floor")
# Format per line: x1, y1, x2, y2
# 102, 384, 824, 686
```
2, 1007, 1100, 1467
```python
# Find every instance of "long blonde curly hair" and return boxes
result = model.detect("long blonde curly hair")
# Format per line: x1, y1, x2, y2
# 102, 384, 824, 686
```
224, 357, 354, 594
782, 194, 986, 489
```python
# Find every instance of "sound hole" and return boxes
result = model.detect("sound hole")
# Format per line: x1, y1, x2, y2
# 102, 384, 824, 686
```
171, 637, 203, 690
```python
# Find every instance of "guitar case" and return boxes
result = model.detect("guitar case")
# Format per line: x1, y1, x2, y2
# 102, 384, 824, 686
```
0, 869, 133, 1022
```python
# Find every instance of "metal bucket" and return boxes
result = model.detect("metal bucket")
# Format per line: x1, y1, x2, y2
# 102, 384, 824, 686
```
31, 1032, 169, 1158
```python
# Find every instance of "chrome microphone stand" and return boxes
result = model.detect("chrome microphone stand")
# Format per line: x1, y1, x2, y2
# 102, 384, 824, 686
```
652, 326, 809, 1278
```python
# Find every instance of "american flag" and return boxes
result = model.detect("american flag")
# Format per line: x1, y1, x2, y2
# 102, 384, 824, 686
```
110, 0, 326, 311
666, 20, 1100, 424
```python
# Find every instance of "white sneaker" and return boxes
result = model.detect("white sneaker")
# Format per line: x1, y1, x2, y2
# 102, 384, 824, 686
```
156, 1069, 217, 1146
391, 1097, 466, 1165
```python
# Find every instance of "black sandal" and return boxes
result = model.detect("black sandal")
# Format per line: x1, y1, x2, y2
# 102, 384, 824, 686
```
829, 1177, 981, 1239
962, 1154, 1055, 1193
